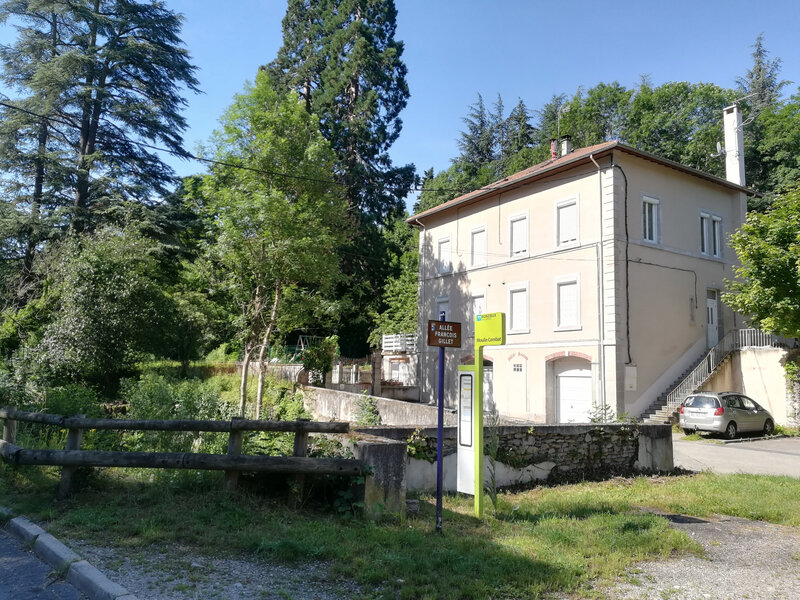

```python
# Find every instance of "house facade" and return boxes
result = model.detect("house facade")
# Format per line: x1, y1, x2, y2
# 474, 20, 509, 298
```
408, 108, 751, 422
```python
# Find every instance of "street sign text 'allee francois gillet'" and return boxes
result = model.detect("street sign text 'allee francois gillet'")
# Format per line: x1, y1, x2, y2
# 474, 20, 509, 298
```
427, 320, 462, 348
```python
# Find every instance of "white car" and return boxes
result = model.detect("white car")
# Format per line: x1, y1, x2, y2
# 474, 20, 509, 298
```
679, 392, 775, 439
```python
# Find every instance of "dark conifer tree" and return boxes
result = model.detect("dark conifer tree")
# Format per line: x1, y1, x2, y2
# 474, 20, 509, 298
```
267, 0, 414, 354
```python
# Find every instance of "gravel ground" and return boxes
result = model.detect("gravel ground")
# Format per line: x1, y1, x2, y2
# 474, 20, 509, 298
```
600, 512, 800, 600
66, 511, 800, 600
68, 542, 363, 600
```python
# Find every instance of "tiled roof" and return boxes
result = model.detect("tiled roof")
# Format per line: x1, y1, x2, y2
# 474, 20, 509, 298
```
407, 141, 751, 223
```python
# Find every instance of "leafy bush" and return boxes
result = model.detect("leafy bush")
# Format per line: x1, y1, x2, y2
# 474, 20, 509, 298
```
300, 336, 338, 385
121, 374, 234, 453
354, 393, 381, 426
243, 391, 310, 456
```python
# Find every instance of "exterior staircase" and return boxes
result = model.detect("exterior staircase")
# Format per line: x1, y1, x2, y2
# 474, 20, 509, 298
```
641, 329, 787, 424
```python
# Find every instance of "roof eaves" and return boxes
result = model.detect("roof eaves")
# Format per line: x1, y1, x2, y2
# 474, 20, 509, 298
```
407, 141, 618, 224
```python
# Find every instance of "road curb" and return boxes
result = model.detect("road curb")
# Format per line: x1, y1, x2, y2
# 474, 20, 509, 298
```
1, 505, 138, 600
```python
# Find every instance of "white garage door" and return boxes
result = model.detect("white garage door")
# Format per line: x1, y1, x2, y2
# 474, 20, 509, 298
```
557, 367, 592, 423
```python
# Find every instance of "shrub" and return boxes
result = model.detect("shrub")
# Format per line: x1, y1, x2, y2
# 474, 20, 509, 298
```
354, 393, 381, 426
121, 374, 234, 453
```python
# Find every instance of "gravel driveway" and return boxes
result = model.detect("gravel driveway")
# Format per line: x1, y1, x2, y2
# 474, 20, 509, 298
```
601, 511, 800, 600
68, 541, 362, 600
67, 508, 800, 600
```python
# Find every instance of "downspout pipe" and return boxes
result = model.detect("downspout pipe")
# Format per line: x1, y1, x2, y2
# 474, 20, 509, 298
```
589, 153, 607, 417
408, 217, 428, 401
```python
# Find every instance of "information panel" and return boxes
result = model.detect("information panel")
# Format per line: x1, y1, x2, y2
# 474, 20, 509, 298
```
458, 373, 473, 447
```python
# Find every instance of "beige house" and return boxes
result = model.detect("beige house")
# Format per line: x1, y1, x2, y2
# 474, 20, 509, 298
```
407, 107, 759, 423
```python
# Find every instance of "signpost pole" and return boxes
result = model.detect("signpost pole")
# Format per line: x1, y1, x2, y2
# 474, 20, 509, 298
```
473, 344, 484, 517
436, 311, 445, 533
472, 312, 505, 518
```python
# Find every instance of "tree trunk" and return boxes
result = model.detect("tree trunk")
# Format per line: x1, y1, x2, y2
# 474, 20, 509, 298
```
17, 117, 48, 305
72, 0, 102, 234
239, 345, 253, 418
255, 282, 282, 419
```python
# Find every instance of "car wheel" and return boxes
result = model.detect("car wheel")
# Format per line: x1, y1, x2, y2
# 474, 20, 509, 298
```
683, 428, 693, 436
724, 421, 738, 440
763, 419, 774, 436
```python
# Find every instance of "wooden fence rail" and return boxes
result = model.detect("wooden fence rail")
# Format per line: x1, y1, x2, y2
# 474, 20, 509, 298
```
0, 407, 361, 500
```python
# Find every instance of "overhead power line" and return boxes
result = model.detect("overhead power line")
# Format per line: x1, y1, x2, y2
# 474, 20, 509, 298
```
0, 99, 478, 195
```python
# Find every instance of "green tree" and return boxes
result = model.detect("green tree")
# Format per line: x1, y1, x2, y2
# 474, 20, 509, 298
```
457, 94, 496, 174
266, 0, 414, 355
368, 214, 418, 346
756, 88, 800, 198
0, 0, 200, 234
561, 81, 633, 147
267, 0, 413, 223
737, 34, 791, 199
503, 99, 536, 158
27, 227, 175, 391
724, 185, 800, 337
0, 1, 76, 304
737, 33, 788, 115
202, 72, 347, 417
623, 81, 735, 177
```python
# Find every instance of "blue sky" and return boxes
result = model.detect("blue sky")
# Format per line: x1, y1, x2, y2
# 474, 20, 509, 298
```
4, 1, 800, 208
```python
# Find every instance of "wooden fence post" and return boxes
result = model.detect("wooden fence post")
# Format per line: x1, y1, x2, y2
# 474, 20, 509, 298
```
57, 417, 84, 500
289, 420, 310, 508
2, 411, 16, 444
225, 418, 244, 491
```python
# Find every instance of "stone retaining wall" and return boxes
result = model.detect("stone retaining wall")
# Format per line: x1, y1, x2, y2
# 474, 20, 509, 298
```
355, 423, 673, 492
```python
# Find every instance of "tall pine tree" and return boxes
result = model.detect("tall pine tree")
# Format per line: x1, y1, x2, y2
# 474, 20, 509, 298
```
266, 0, 414, 354
0, 0, 200, 234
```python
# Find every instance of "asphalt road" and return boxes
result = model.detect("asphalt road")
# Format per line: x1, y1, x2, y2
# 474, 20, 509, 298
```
0, 528, 84, 600
672, 433, 800, 477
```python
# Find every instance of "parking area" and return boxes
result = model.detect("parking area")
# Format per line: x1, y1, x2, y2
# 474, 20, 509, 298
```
673, 433, 800, 477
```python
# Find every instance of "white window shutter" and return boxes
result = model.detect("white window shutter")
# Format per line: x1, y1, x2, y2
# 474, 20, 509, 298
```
511, 218, 527, 255
471, 229, 486, 267
511, 288, 528, 330
558, 281, 578, 327
558, 203, 577, 244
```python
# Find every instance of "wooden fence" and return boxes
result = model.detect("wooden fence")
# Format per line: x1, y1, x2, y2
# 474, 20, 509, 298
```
0, 407, 362, 500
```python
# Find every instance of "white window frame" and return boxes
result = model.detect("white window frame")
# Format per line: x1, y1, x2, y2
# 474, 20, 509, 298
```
642, 195, 660, 244
437, 236, 452, 274
555, 196, 579, 248
470, 226, 487, 268
469, 289, 486, 335
508, 211, 529, 259
507, 281, 530, 334
700, 212, 722, 258
554, 274, 581, 331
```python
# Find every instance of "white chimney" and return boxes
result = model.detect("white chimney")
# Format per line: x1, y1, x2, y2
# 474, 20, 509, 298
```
723, 105, 745, 186
560, 135, 572, 156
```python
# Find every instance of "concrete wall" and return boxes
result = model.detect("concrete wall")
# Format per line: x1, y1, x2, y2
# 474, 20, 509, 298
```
702, 347, 796, 426
357, 423, 673, 493
302, 386, 457, 427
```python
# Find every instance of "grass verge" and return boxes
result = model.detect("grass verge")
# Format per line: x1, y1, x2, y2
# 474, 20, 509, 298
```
2, 466, 798, 598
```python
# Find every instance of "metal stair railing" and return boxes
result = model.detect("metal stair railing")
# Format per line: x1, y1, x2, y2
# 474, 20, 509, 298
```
662, 329, 786, 412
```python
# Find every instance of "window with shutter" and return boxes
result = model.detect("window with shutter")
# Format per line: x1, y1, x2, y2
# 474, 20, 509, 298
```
471, 227, 486, 268
556, 279, 580, 329
437, 237, 452, 274
557, 200, 578, 246
510, 215, 528, 257
509, 285, 529, 332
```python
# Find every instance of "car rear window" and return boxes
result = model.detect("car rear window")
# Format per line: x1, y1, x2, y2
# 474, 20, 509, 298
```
684, 395, 719, 409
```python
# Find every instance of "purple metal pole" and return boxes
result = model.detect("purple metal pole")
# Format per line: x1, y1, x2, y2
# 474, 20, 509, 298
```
436, 311, 445, 532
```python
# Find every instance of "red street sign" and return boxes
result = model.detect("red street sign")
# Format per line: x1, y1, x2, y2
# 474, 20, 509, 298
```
427, 320, 462, 348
